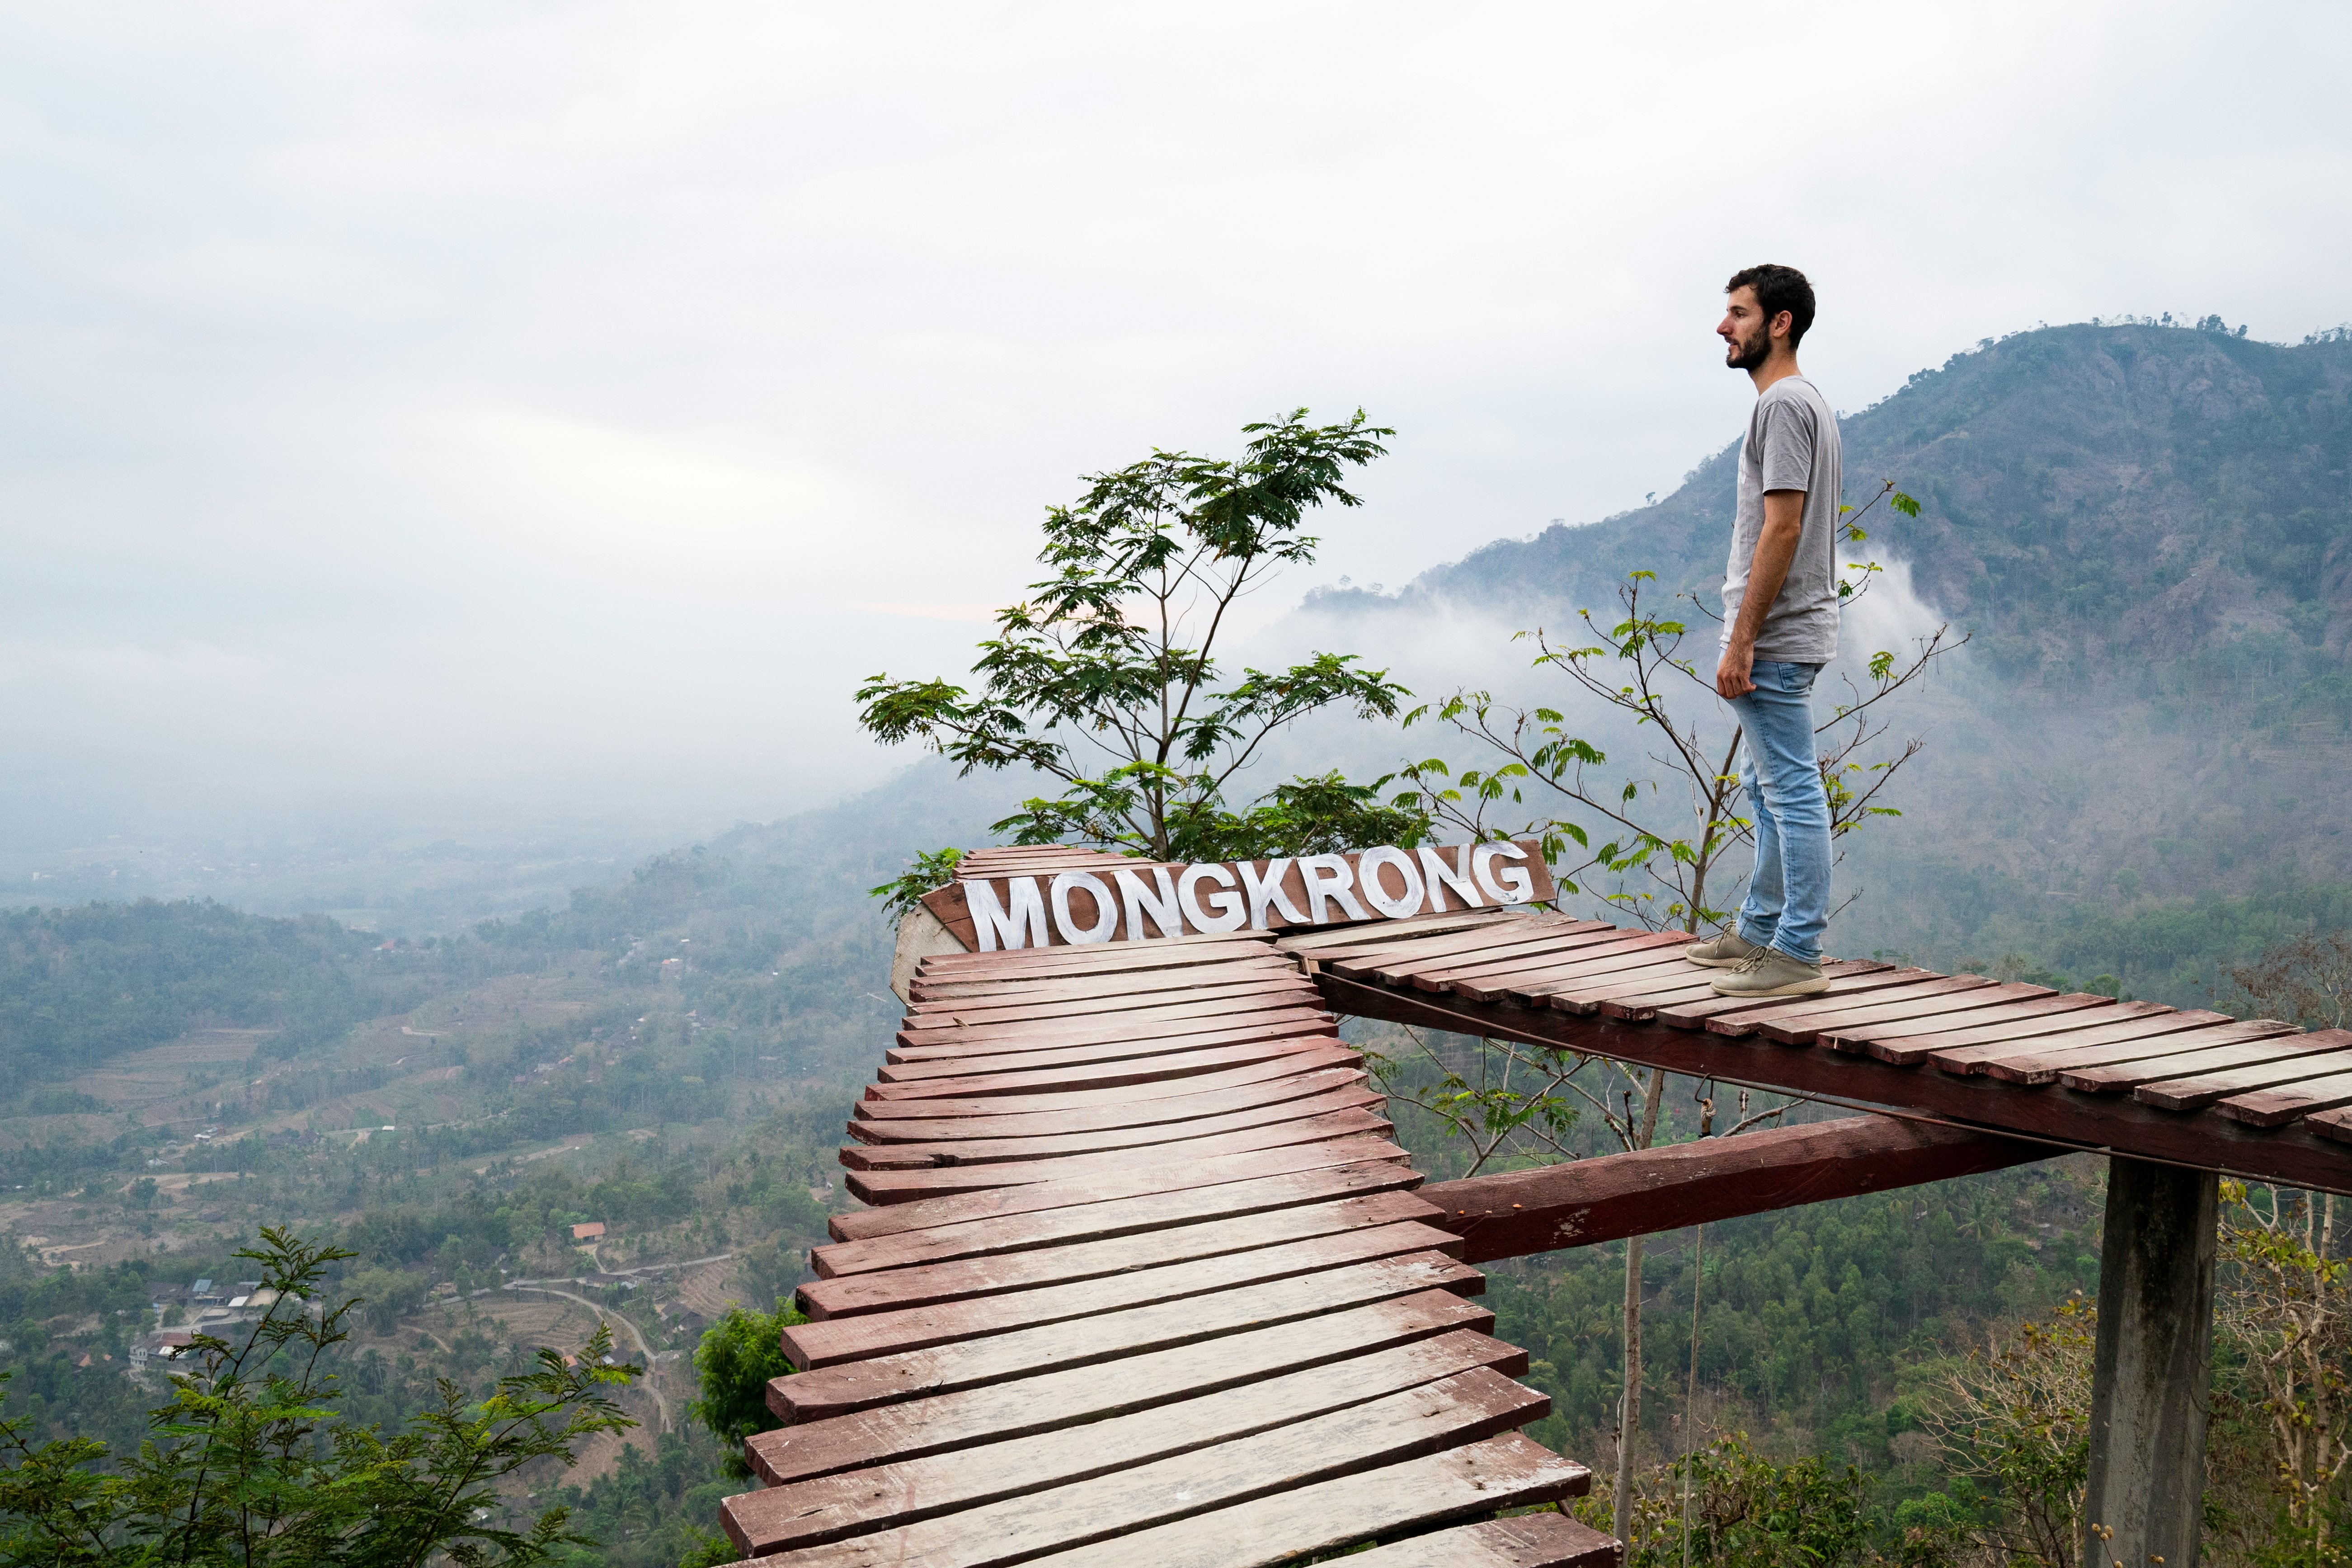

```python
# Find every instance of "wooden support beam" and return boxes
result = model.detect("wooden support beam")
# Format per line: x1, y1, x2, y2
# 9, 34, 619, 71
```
1420, 1114, 2048, 1263
2083, 1156, 2215, 1568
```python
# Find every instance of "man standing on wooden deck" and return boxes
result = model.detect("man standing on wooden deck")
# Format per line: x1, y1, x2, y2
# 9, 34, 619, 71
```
1685, 264, 1839, 998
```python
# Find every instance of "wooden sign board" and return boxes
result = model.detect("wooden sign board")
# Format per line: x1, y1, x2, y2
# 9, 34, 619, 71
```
919, 840, 1557, 952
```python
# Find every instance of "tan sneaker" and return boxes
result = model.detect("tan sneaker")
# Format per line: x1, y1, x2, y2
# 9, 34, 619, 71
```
1685, 930, 1764, 969
1709, 947, 1830, 998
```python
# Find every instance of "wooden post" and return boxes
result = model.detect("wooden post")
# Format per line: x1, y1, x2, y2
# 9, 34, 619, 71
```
2083, 1156, 2216, 1568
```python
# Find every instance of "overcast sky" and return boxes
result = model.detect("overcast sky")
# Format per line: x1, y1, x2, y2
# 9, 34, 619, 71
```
4, 1, 2347, 847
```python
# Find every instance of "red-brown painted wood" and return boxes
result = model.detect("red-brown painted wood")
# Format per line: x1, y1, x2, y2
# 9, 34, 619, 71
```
2220, 1069, 2352, 1127
798, 1191, 1443, 1320
2134, 1033, 2352, 1111
812, 1159, 1423, 1278
1317, 917, 1596, 979
786, 1219, 1466, 1367
844, 1065, 1369, 1144
851, 1045, 1360, 1123
1648, 967, 1944, 1030
2060, 1034, 2352, 1094
751, 1300, 1506, 1483
1817, 993, 2122, 1056
770, 1262, 1485, 1422
900, 976, 1319, 1032
1586, 960, 1893, 1020
907, 957, 1296, 1010
883, 1011, 1333, 1071
1419, 1115, 2046, 1263
1921, 1008, 2235, 1074
827, 1134, 1408, 1243
1708, 976, 2020, 1041
730, 1335, 1537, 1554
1343, 1512, 1621, 1568
835, 1083, 1384, 1169
893, 994, 1332, 1055
1977, 1020, 2301, 1085
844, 1106, 1394, 1203
725, 1368, 1549, 1566
866, 1034, 1345, 1104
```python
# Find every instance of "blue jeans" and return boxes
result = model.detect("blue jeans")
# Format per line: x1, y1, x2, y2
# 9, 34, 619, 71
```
1728, 659, 1830, 965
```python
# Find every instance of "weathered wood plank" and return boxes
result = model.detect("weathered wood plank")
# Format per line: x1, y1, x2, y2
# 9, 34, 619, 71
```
844, 1064, 1369, 1144
2060, 1034, 2350, 1094
771, 1261, 1485, 1421
1385, 931, 1688, 990
836, 1083, 1383, 1169
2220, 1069, 2352, 1128
884, 1011, 1333, 1071
1420, 1115, 2048, 1264
1975, 1020, 2301, 1085
787, 1219, 1460, 1367
1320, 920, 1613, 980
911, 943, 1279, 997
1651, 966, 1945, 1029
843, 1106, 1393, 1203
864, 1034, 1343, 1104
751, 1298, 1504, 1482
889, 1001, 1333, 1062
814, 1158, 1421, 1277
920, 926, 1275, 975
851, 1045, 1360, 1123
894, 994, 1332, 1055
726, 1369, 1548, 1566
828, 1134, 1408, 1243
1010, 1434, 1591, 1568
1709, 977, 2024, 1042
1921, 1008, 2236, 1075
729, 1336, 1539, 1554
2308, 1107, 2352, 1143
799, 1190, 1442, 1319
1749, 976, 2028, 1043
1448, 946, 1705, 1004
907, 956, 1295, 1009
2135, 1033, 2352, 1111
899, 975, 1320, 1032
1280, 908, 1538, 953
1816, 992, 2122, 1055
1585, 960, 1894, 1020
1341, 1512, 1621, 1568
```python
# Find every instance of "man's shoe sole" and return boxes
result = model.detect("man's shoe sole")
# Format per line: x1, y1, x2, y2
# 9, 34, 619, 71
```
1708, 975, 1831, 998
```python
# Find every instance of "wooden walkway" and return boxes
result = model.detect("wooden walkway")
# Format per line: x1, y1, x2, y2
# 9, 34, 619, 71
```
713, 846, 2352, 1561
714, 852, 1616, 1566
1302, 909, 2352, 1196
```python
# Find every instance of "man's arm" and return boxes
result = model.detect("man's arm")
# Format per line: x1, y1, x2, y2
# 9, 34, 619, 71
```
1716, 489, 1805, 698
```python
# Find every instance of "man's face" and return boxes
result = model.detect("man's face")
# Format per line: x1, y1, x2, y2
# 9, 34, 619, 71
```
1718, 285, 1780, 371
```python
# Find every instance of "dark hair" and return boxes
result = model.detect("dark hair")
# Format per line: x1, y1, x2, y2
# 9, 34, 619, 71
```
1726, 264, 1816, 348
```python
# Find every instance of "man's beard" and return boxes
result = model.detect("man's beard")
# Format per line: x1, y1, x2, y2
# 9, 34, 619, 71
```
1725, 327, 1771, 371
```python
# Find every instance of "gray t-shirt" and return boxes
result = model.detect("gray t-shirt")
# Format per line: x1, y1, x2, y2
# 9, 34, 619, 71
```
1722, 375, 1842, 662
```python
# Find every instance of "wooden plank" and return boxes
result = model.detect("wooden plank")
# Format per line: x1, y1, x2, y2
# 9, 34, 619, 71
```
907, 955, 1294, 1008
1383, 931, 1688, 990
1922, 1008, 2236, 1075
2064, 1036, 2352, 1095
728, 1337, 1538, 1554
884, 1012, 1335, 1074
799, 1190, 1442, 1319
771, 1260, 1485, 1421
898, 975, 1319, 1032
2136, 1033, 2352, 1111
894, 993, 1332, 1054
845, 1066, 1370, 1145
1816, 992, 2122, 1055
837, 1083, 1384, 1169
1282, 909, 1559, 954
1444, 943, 1705, 1003
919, 928, 1273, 978
867, 1034, 1344, 1103
889, 1002, 1333, 1062
750, 1298, 1505, 1484
1651, 966, 1946, 1029
1976, 1020, 2300, 1085
788, 1219, 1468, 1367
814, 1159, 1420, 1277
1314, 970, 2352, 1197
1342, 1513, 1621, 1568
2220, 1069, 2352, 1128
1708, 976, 2019, 1042
844, 1107, 1394, 1203
1015, 1434, 1591, 1568
1752, 978, 2051, 1046
2309, 1107, 2352, 1143
851, 1045, 1361, 1122
1420, 1115, 2048, 1264
1588, 960, 1894, 1021
726, 1369, 1549, 1566
828, 1134, 1408, 1243
1319, 919, 1613, 980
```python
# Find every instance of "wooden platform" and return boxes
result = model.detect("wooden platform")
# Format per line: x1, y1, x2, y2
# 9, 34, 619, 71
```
713, 848, 1615, 1566
1292, 909, 2352, 1196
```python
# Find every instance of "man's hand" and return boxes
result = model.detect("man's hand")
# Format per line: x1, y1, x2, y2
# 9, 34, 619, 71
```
1717, 641, 1756, 698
